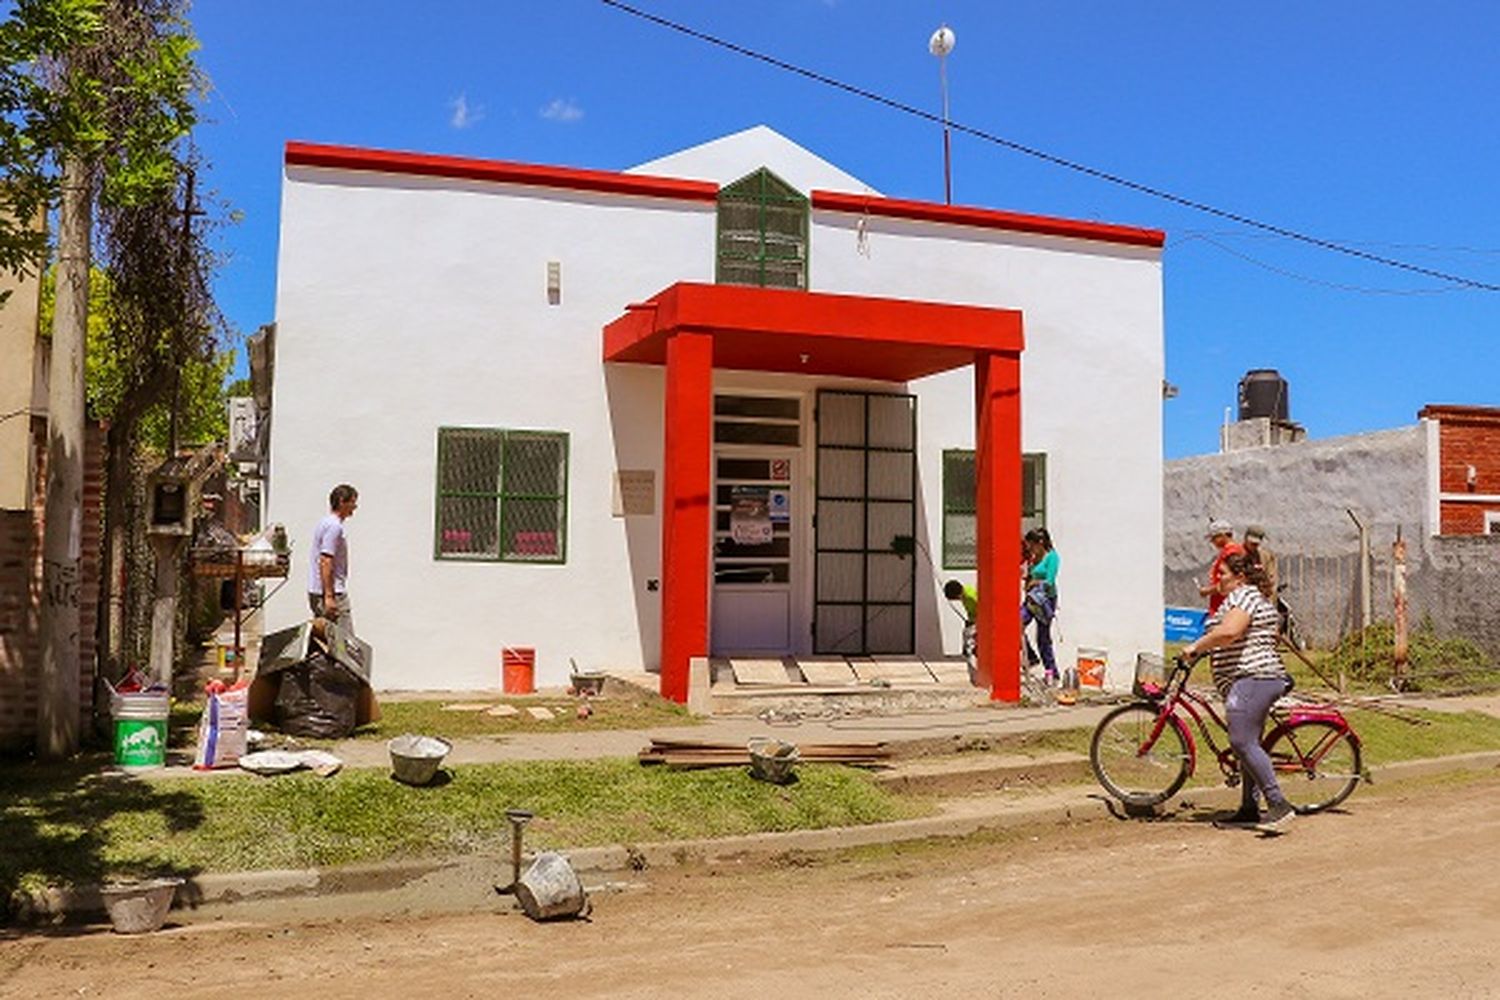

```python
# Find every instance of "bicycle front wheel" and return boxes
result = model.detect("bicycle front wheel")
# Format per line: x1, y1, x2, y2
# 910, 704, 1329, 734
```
1265, 720, 1362, 814
1090, 703, 1191, 807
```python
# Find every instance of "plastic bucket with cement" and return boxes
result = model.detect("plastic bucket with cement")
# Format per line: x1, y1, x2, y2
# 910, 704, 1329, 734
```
112, 692, 170, 771
1077, 647, 1108, 690
502, 647, 535, 694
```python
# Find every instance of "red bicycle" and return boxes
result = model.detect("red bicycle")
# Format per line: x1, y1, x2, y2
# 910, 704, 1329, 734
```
1090, 654, 1363, 814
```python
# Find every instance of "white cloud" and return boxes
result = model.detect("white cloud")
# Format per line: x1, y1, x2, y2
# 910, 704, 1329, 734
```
449, 93, 484, 129
539, 97, 584, 123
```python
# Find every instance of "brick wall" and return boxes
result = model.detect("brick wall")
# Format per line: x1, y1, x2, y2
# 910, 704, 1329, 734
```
0, 418, 104, 753
1420, 405, 1500, 536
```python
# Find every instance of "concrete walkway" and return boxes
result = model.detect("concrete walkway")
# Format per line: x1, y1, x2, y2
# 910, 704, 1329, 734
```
143, 689, 1500, 778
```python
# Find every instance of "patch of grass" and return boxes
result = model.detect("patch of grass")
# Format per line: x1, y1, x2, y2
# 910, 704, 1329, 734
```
359, 693, 698, 740
0, 756, 924, 899
163, 690, 699, 750
1343, 708, 1500, 766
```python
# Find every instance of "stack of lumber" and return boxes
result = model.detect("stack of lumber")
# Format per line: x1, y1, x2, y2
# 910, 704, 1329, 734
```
638, 737, 890, 769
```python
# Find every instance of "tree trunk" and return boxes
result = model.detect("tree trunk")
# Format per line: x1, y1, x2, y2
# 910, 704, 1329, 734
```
38, 154, 92, 759
98, 417, 133, 675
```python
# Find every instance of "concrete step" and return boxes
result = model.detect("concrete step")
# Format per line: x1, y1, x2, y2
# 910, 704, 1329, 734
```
708, 683, 989, 718
874, 751, 1093, 796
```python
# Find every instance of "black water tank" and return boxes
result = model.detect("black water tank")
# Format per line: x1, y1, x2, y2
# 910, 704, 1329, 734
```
1238, 369, 1289, 421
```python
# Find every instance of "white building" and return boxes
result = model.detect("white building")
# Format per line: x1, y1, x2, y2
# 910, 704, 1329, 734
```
266, 125, 1165, 699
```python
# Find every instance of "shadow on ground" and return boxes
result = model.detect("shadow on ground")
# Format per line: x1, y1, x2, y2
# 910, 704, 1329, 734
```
0, 754, 205, 925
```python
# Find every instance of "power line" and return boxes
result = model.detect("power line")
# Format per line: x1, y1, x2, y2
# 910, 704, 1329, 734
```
1172, 233, 1463, 296
600, 0, 1500, 293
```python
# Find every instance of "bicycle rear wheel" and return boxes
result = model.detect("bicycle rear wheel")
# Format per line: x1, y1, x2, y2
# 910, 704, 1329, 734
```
1090, 703, 1191, 807
1265, 720, 1362, 814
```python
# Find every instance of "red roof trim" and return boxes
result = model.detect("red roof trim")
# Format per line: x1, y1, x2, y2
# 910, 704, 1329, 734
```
1418, 404, 1500, 423
284, 142, 719, 202
811, 190, 1165, 248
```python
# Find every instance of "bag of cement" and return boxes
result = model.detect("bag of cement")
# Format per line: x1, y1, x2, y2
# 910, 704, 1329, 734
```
515, 852, 590, 921
273, 651, 361, 739
193, 682, 249, 770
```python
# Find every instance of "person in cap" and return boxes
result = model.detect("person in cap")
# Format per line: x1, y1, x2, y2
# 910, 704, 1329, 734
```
1242, 524, 1278, 594
1199, 518, 1243, 616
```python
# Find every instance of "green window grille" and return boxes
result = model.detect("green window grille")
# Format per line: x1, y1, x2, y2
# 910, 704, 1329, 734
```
434, 427, 568, 563
941, 450, 1047, 569
716, 167, 808, 290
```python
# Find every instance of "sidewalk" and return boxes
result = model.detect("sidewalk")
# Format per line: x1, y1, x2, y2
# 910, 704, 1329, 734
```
145, 697, 1126, 777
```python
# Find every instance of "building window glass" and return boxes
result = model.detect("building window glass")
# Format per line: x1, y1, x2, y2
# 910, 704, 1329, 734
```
941, 450, 1046, 569
435, 428, 568, 563
716, 168, 808, 290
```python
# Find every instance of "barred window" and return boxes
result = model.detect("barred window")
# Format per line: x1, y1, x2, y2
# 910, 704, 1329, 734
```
435, 428, 568, 563
941, 450, 1046, 569
717, 168, 808, 290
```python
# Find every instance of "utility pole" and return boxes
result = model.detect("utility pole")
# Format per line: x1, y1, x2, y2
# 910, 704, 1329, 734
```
38, 153, 91, 759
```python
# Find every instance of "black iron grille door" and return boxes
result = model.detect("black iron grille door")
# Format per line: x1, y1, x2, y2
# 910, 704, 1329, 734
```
813, 390, 917, 654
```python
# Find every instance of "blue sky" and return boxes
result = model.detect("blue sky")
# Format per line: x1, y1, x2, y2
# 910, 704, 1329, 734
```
190, 1, 1500, 458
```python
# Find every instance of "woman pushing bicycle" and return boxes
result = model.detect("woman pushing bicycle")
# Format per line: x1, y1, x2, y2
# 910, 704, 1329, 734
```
1180, 551, 1296, 834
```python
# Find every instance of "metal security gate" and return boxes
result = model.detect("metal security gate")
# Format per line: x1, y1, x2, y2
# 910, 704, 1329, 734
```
813, 390, 917, 654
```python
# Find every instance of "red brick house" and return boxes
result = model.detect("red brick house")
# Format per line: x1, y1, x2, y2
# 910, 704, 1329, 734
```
1420, 405, 1500, 536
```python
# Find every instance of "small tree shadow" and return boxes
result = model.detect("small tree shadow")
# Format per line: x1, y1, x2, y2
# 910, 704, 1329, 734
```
0, 754, 206, 927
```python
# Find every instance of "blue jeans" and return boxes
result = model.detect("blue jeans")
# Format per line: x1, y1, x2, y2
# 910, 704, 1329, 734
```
1021, 584, 1056, 676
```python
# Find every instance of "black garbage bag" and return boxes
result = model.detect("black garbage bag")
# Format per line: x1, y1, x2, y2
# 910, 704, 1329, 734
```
273, 651, 361, 739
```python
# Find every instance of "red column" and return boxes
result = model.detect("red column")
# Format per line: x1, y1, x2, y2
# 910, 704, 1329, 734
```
975, 350, 1023, 702
659, 331, 713, 703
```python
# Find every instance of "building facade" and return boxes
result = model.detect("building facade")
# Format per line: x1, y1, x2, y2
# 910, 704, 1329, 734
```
266, 126, 1166, 696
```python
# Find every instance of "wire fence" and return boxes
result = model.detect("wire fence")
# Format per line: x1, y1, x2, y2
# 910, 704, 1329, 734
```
1267, 536, 1500, 693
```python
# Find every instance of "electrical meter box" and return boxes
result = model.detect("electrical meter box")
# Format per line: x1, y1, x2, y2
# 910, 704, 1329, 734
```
147, 447, 221, 536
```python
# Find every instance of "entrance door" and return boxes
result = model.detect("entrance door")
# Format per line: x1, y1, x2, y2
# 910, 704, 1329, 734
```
711, 451, 796, 654
813, 390, 917, 654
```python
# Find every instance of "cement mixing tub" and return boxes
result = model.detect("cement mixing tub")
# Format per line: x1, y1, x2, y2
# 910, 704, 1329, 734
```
388, 734, 451, 786
101, 877, 182, 934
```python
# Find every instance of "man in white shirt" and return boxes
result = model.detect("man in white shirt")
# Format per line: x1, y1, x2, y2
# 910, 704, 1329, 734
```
308, 484, 358, 633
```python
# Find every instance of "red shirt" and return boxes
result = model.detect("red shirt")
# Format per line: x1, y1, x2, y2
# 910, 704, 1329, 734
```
1207, 541, 1245, 615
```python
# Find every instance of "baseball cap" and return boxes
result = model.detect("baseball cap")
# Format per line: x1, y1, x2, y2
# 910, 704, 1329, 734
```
1206, 518, 1233, 538
1245, 524, 1267, 541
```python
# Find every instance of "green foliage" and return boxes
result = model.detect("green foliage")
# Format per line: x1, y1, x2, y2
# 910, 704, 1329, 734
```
0, 0, 104, 275
39, 265, 234, 448
1323, 621, 1495, 691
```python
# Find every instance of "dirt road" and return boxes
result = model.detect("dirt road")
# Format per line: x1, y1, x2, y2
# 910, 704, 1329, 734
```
5, 774, 1499, 999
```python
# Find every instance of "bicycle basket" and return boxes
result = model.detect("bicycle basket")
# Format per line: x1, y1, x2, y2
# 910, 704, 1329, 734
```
1133, 652, 1167, 699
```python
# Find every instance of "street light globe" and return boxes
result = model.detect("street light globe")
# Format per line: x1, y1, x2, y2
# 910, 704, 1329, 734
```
929, 24, 955, 57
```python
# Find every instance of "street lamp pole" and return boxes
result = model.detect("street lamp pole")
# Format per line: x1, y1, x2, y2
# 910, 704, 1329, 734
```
929, 24, 956, 205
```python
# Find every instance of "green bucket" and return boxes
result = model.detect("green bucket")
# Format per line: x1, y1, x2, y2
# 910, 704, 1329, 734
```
112, 692, 169, 771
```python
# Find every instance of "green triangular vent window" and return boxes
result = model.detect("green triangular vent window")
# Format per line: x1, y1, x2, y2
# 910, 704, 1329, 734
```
716, 168, 808, 290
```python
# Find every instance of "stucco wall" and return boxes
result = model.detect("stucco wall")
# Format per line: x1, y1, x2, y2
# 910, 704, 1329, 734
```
1164, 423, 1499, 656
270, 144, 1164, 691
813, 212, 1164, 690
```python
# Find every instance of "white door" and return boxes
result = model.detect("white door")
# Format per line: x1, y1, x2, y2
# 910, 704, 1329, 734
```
711, 450, 797, 654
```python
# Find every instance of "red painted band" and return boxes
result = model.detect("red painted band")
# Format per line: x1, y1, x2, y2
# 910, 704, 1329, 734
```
285, 141, 720, 202
812, 190, 1165, 248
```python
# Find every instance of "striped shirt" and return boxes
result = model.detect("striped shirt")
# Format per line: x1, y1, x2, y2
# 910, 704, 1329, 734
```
1206, 584, 1287, 696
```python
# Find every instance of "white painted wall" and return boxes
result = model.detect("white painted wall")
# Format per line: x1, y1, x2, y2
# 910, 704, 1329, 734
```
270, 132, 1164, 691
808, 214, 1165, 689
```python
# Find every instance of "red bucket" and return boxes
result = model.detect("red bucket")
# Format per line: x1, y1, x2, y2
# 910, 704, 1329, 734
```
502, 647, 536, 694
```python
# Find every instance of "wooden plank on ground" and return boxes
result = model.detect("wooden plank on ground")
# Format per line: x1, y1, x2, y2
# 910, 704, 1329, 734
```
729, 658, 793, 685
851, 659, 937, 684
796, 658, 858, 685
924, 659, 973, 685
